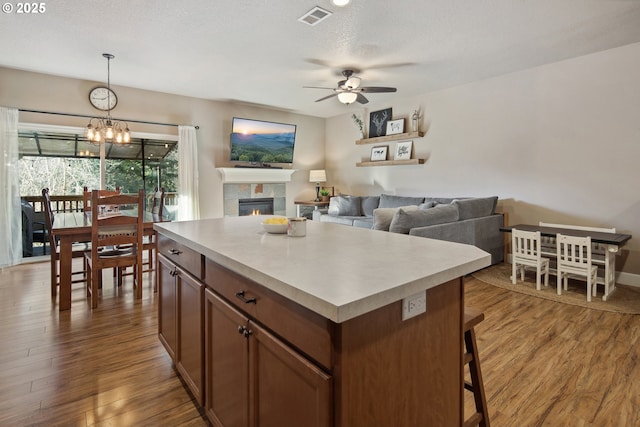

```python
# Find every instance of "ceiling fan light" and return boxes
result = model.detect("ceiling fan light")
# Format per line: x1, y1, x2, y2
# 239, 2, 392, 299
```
332, 0, 350, 6
338, 92, 358, 104
345, 76, 360, 89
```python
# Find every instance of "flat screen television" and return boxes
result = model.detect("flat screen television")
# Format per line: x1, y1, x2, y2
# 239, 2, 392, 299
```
230, 117, 296, 164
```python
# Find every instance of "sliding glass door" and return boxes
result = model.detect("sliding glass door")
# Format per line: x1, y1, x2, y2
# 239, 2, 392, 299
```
18, 124, 178, 257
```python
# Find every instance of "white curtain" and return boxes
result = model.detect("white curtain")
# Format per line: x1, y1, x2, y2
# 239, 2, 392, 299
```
0, 107, 21, 267
177, 125, 200, 221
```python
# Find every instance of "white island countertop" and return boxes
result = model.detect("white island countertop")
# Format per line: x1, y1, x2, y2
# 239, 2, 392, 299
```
155, 216, 491, 323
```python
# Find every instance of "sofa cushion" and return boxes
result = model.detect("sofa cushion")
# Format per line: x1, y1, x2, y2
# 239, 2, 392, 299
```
425, 197, 458, 205
328, 195, 361, 216
378, 194, 425, 209
361, 196, 380, 217
353, 218, 374, 229
319, 214, 361, 226
389, 204, 460, 234
452, 197, 498, 220
373, 205, 419, 231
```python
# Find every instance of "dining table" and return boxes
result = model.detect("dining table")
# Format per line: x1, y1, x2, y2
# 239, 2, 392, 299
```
501, 224, 632, 301
51, 210, 166, 311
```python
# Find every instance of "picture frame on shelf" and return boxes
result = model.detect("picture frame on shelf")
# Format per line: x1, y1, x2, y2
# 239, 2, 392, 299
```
368, 108, 392, 138
370, 146, 388, 161
386, 119, 404, 135
394, 141, 413, 160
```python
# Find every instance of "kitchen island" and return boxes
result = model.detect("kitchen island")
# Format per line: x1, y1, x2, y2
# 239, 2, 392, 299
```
154, 216, 491, 427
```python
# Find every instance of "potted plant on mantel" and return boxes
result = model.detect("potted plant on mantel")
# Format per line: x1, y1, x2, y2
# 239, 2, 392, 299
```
319, 189, 331, 202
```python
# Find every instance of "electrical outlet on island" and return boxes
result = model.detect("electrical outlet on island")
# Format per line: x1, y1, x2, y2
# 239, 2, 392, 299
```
402, 290, 427, 321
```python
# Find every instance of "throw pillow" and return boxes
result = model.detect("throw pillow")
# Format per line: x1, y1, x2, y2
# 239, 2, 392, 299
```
452, 197, 498, 220
378, 194, 425, 209
373, 205, 419, 231
328, 195, 361, 216
389, 204, 460, 234
360, 196, 381, 217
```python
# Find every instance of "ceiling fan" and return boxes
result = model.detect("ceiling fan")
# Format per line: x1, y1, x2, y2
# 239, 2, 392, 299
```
304, 69, 397, 105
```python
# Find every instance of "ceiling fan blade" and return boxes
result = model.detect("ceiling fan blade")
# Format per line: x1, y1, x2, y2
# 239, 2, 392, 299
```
360, 86, 397, 93
303, 86, 336, 90
315, 93, 339, 102
356, 93, 369, 104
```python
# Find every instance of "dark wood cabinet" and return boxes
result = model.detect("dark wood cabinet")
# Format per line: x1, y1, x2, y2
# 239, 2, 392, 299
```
177, 269, 204, 404
157, 251, 204, 405
158, 254, 177, 361
205, 289, 332, 427
205, 289, 250, 427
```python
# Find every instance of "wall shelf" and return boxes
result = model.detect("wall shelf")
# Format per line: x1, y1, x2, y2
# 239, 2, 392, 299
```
356, 131, 425, 145
356, 159, 425, 167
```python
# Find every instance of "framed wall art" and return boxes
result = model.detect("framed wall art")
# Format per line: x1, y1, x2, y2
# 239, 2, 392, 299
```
386, 119, 404, 135
394, 141, 413, 161
370, 146, 388, 161
368, 108, 392, 138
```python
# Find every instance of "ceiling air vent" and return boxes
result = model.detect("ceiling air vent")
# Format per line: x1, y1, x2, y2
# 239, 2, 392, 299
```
298, 6, 332, 26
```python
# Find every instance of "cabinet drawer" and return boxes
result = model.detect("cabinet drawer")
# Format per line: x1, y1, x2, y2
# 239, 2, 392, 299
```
158, 235, 204, 280
205, 258, 333, 371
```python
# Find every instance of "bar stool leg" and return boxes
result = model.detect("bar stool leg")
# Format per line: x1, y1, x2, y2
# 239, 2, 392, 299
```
464, 308, 490, 427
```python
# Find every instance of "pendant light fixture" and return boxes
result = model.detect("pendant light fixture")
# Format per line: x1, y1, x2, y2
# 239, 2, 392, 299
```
86, 53, 131, 145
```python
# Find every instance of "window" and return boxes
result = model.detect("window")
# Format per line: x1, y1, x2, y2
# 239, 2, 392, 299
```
18, 123, 179, 257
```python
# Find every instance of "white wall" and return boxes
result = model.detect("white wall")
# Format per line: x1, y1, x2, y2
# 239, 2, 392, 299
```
326, 42, 640, 275
0, 67, 326, 219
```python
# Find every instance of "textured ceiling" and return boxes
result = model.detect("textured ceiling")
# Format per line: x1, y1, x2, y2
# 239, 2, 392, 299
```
1, 0, 640, 118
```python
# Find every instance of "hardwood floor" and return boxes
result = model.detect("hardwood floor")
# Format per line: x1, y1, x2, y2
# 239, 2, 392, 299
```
3, 260, 640, 426
0, 259, 207, 426
464, 275, 640, 427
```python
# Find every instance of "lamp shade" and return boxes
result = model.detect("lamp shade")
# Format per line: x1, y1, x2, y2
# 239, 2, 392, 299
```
309, 169, 326, 183
337, 92, 358, 104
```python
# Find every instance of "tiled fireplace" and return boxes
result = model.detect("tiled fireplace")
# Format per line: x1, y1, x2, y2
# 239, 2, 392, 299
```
218, 168, 296, 217
224, 184, 285, 216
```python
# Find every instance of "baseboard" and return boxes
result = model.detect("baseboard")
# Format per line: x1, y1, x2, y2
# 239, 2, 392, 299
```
616, 272, 640, 288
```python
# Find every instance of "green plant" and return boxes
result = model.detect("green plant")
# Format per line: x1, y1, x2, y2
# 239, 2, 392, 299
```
351, 113, 364, 135
319, 189, 331, 196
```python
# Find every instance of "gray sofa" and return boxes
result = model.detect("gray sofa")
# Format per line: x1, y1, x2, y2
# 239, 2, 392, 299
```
313, 194, 504, 265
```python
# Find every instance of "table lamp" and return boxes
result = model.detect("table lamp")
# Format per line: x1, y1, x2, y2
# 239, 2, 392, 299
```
309, 170, 327, 202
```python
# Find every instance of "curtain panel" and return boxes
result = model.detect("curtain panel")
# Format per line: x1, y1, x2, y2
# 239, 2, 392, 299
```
177, 125, 200, 221
0, 107, 22, 267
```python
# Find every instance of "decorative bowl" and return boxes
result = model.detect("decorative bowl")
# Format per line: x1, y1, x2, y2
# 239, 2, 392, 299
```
261, 218, 288, 234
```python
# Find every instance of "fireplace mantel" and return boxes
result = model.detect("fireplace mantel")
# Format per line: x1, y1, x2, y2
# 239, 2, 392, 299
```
217, 168, 297, 183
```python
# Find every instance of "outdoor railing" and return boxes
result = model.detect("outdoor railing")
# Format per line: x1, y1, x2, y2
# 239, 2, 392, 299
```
22, 192, 178, 214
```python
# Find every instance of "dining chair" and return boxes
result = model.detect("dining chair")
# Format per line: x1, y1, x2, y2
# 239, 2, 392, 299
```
142, 187, 164, 275
83, 186, 120, 212
556, 233, 598, 302
85, 189, 144, 309
511, 228, 550, 290
42, 188, 90, 298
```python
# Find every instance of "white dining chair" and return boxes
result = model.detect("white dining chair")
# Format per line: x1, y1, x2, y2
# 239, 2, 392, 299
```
511, 228, 550, 290
556, 233, 598, 302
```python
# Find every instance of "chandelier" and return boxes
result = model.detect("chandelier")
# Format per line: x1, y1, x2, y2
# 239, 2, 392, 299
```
86, 53, 131, 144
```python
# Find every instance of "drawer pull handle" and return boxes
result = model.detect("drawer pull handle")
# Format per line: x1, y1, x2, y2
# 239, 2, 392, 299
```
235, 291, 257, 304
169, 268, 178, 277
237, 325, 253, 338
168, 248, 182, 255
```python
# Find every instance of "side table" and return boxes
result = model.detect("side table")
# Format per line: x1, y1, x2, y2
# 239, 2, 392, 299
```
294, 200, 330, 219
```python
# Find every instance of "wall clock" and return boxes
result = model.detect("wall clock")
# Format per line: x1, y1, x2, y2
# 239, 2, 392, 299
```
88, 86, 117, 111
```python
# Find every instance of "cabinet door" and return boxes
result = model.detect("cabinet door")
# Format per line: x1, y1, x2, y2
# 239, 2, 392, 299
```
157, 254, 177, 361
249, 321, 332, 427
177, 270, 204, 404
205, 289, 250, 427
